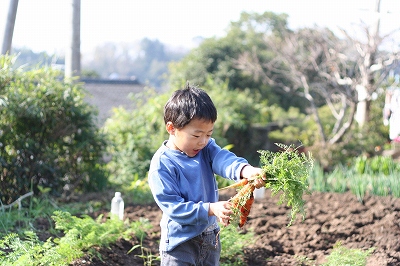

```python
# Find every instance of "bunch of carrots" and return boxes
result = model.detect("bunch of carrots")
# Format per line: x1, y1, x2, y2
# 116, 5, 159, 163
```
221, 178, 255, 228
221, 143, 313, 228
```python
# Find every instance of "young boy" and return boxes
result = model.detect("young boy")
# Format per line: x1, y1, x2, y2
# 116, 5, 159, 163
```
148, 84, 265, 265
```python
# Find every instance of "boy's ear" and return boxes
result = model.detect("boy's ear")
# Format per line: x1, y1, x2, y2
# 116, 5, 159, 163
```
166, 122, 175, 134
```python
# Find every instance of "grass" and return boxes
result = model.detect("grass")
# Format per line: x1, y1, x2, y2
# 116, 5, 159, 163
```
0, 190, 105, 239
295, 242, 375, 266
325, 166, 348, 193
219, 225, 255, 266
322, 241, 375, 266
389, 172, 400, 197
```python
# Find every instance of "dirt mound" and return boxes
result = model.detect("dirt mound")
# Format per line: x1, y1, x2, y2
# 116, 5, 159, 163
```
71, 190, 400, 266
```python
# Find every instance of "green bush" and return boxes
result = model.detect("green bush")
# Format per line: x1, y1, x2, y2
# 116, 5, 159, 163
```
0, 55, 107, 204
353, 155, 399, 175
104, 80, 273, 186
205, 78, 275, 164
103, 89, 168, 186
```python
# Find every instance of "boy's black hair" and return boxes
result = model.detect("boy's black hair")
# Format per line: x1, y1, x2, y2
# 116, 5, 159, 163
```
164, 83, 217, 128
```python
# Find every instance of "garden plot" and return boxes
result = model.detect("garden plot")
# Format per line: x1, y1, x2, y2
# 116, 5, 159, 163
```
69, 189, 400, 265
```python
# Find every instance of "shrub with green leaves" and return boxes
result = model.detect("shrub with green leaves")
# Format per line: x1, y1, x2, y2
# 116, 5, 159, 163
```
104, 89, 169, 185
205, 78, 275, 164
104, 79, 274, 187
353, 155, 399, 176
0, 55, 107, 204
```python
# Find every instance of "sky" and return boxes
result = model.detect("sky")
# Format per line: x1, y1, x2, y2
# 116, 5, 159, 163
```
1, 0, 399, 55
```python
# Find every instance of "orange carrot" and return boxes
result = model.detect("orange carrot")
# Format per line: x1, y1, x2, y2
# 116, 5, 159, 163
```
228, 182, 255, 228
239, 192, 255, 228
219, 178, 249, 191
229, 183, 255, 207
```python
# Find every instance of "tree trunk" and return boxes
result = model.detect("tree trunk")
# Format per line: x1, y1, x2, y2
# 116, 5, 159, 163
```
329, 101, 357, 144
301, 75, 327, 145
1, 0, 19, 55
354, 0, 381, 128
355, 85, 370, 128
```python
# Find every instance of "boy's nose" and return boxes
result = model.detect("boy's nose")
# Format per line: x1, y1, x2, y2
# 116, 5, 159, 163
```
199, 137, 207, 145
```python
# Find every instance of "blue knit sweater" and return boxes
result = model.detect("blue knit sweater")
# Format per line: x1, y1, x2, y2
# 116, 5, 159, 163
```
148, 138, 248, 252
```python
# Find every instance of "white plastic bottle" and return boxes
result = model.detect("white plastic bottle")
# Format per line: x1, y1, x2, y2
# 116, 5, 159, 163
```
254, 186, 265, 201
111, 192, 124, 220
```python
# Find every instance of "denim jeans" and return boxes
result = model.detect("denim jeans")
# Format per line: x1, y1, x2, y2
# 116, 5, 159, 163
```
160, 228, 221, 266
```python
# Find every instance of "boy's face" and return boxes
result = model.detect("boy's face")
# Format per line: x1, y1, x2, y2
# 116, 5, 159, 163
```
166, 118, 214, 157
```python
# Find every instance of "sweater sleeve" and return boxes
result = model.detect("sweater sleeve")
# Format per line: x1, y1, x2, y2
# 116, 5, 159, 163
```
206, 139, 249, 181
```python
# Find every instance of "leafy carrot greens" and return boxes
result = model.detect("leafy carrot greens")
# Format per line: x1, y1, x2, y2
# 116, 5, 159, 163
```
225, 143, 313, 228
259, 143, 313, 226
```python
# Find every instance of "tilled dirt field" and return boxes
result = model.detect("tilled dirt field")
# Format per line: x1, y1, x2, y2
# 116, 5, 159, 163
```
70, 190, 400, 266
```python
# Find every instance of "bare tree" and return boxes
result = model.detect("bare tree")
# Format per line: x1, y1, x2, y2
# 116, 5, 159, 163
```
236, 2, 399, 147
236, 27, 357, 146
1, 0, 19, 55
341, 0, 399, 127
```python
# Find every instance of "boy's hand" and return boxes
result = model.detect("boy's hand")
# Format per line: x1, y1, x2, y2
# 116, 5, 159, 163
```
241, 165, 266, 189
209, 201, 232, 226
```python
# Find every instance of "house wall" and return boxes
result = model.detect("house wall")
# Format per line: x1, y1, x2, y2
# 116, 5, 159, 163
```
82, 79, 145, 125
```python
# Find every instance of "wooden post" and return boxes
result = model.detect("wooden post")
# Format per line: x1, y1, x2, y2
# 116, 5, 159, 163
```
65, 0, 81, 79
1, 0, 19, 55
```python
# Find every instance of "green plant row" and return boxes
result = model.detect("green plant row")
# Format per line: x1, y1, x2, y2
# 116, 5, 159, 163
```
0, 211, 153, 266
308, 155, 400, 200
353, 155, 400, 176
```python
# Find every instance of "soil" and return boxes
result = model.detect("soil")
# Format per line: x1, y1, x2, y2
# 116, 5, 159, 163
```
56, 189, 400, 265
